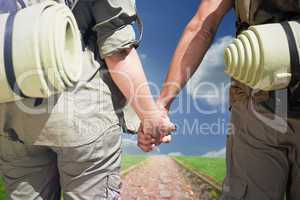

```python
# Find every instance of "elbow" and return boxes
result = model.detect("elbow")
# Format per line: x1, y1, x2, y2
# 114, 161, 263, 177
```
105, 47, 139, 72
105, 47, 133, 64
184, 0, 228, 40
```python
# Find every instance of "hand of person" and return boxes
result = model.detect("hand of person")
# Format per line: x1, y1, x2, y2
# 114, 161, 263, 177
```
137, 127, 174, 152
137, 126, 155, 152
138, 128, 173, 152
155, 100, 173, 144
137, 109, 175, 152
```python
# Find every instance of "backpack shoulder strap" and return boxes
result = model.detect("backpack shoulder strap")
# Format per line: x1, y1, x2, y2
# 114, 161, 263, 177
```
4, 0, 29, 99
17, 0, 26, 9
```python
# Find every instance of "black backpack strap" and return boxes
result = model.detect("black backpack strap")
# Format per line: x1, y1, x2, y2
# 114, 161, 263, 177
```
4, 11, 29, 99
280, 21, 300, 109
17, 0, 26, 9
4, 0, 28, 98
133, 14, 143, 48
280, 21, 300, 82
2, 0, 45, 106
69, 0, 79, 10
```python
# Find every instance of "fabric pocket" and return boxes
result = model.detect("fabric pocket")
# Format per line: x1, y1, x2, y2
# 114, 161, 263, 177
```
106, 174, 121, 200
0, 136, 28, 162
0, 134, 52, 167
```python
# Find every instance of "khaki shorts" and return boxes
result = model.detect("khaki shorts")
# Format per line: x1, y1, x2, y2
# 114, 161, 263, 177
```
0, 125, 122, 200
221, 83, 300, 200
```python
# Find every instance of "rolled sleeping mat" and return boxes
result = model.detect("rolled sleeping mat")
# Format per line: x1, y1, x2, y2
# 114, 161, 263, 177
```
224, 21, 300, 91
0, 0, 82, 103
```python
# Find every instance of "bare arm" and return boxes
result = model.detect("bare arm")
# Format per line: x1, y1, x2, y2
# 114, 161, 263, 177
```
157, 0, 233, 110
105, 48, 159, 121
105, 48, 175, 148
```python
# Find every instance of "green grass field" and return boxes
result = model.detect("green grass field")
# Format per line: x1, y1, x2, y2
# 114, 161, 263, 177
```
121, 155, 147, 171
174, 156, 226, 183
0, 179, 5, 200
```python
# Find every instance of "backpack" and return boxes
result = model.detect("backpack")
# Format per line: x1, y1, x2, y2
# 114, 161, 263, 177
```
234, 0, 300, 113
0, 0, 41, 104
0, 0, 81, 106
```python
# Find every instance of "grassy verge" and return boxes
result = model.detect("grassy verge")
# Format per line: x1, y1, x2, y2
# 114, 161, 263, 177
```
121, 155, 147, 171
174, 156, 226, 183
0, 179, 5, 200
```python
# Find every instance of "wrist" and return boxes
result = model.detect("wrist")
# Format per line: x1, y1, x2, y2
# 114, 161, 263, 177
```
157, 96, 172, 111
137, 102, 161, 122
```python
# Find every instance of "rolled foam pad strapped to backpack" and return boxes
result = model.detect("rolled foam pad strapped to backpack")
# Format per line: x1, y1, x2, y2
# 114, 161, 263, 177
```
0, 0, 82, 103
224, 21, 300, 91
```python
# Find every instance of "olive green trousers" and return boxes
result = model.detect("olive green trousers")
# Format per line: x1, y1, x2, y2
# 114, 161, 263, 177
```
221, 83, 300, 200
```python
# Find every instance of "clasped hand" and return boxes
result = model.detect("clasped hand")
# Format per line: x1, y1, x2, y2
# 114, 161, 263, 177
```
137, 105, 175, 152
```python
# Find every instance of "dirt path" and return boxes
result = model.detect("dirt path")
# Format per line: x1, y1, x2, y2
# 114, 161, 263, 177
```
121, 156, 215, 200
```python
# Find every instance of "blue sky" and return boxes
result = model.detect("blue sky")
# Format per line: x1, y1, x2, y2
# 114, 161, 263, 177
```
124, 0, 237, 156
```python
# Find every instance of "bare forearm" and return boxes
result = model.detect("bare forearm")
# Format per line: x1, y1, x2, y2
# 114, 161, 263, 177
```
158, 0, 232, 109
105, 48, 158, 120
158, 20, 215, 109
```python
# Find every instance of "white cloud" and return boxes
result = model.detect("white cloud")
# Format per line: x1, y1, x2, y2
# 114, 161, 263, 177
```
168, 152, 184, 156
186, 36, 234, 106
202, 147, 226, 158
